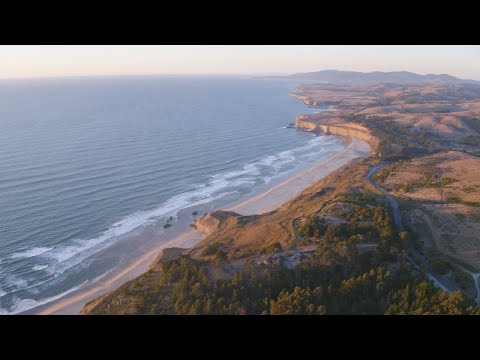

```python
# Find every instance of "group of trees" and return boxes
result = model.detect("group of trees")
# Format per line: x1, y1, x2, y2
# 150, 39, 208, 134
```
299, 192, 400, 253
386, 282, 480, 315
89, 187, 480, 315
99, 209, 479, 315
401, 173, 457, 193
114, 249, 479, 315
297, 215, 326, 238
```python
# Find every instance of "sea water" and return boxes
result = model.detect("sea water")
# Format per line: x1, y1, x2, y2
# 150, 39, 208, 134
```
0, 76, 344, 314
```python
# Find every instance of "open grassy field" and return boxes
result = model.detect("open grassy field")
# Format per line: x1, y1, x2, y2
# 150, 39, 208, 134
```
375, 151, 480, 270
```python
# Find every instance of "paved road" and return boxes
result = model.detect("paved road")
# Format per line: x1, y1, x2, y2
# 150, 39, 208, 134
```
366, 163, 457, 293
366, 163, 404, 231
473, 273, 480, 306
461, 271, 480, 306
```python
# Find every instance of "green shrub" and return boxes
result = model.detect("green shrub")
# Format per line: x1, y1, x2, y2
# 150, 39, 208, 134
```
201, 243, 221, 256
403, 174, 458, 193
262, 242, 282, 254
431, 259, 451, 275
445, 196, 480, 207
214, 249, 227, 263
452, 270, 472, 290
445, 196, 461, 204
298, 216, 326, 238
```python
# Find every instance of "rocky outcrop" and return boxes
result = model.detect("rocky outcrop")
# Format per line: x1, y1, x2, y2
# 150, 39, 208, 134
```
194, 210, 246, 236
195, 212, 222, 235
295, 114, 379, 152
317, 124, 378, 151
291, 93, 318, 107
295, 114, 319, 131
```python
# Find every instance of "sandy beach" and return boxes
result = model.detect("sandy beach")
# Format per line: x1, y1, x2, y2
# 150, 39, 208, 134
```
228, 137, 370, 215
27, 136, 370, 315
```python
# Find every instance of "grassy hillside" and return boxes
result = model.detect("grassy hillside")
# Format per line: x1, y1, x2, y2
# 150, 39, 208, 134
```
82, 82, 480, 315
83, 159, 480, 314
373, 151, 480, 297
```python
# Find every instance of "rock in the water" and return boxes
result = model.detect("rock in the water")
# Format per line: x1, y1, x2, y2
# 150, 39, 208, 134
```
164, 223, 172, 229
192, 211, 198, 216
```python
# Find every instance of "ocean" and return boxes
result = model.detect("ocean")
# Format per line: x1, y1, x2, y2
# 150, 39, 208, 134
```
0, 76, 344, 314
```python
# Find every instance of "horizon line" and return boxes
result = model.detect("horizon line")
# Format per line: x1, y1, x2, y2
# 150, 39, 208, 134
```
0, 73, 289, 81
0, 69, 478, 82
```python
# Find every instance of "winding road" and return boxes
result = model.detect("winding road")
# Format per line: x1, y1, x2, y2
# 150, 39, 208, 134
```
472, 273, 480, 305
458, 269, 480, 306
366, 163, 457, 293
367, 163, 404, 231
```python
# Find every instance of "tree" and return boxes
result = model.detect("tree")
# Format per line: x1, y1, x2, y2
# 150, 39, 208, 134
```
386, 282, 479, 315
270, 287, 326, 315
398, 231, 410, 248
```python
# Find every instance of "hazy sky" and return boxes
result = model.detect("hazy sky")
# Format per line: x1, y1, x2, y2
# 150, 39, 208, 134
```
1, 45, 479, 80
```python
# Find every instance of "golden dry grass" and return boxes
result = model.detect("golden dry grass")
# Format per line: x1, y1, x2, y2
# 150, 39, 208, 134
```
295, 83, 480, 154
191, 159, 372, 260
377, 151, 480, 269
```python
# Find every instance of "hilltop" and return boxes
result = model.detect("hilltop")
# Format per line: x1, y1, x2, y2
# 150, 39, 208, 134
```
288, 70, 479, 85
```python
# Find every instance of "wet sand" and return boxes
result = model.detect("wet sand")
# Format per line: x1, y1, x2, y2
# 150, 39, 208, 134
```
28, 136, 370, 315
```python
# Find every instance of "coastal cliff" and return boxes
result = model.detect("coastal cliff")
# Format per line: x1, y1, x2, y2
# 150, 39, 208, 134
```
290, 94, 322, 107
295, 114, 379, 152
195, 211, 233, 235
79, 80, 480, 315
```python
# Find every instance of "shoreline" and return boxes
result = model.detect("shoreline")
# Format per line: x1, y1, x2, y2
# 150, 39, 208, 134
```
28, 136, 370, 315
227, 136, 366, 215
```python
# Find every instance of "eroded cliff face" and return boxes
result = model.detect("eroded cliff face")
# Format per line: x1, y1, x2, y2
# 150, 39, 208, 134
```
290, 94, 323, 107
195, 212, 222, 235
318, 124, 378, 150
295, 114, 319, 131
295, 114, 379, 151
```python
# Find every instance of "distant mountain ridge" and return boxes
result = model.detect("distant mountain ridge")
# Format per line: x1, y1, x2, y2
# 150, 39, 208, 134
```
288, 70, 479, 85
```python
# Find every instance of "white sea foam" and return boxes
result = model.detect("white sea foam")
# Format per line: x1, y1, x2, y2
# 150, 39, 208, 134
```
37, 173, 245, 277
209, 137, 330, 183
1, 280, 88, 315
9, 247, 53, 260
32, 265, 49, 271
3, 134, 345, 314
0, 265, 120, 315
41, 135, 341, 275
1, 273, 45, 294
